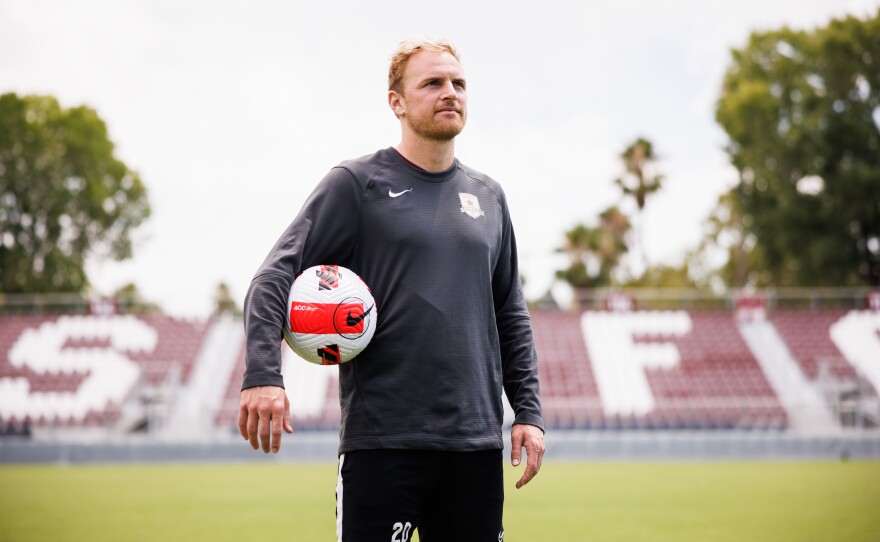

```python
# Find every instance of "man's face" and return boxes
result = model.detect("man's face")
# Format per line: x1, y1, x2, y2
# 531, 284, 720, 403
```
393, 50, 467, 141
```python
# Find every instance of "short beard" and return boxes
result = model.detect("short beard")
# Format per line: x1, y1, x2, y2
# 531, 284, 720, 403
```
406, 113, 465, 142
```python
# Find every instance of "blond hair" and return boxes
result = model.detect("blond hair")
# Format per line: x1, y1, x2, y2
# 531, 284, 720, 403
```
388, 39, 461, 92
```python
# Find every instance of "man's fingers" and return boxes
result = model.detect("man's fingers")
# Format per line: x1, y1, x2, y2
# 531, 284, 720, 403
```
536, 441, 545, 472
284, 404, 294, 434
271, 407, 284, 453
510, 429, 523, 466
511, 424, 546, 489
238, 404, 249, 441
516, 438, 542, 489
239, 387, 293, 452
246, 407, 259, 450
516, 462, 539, 489
259, 411, 272, 453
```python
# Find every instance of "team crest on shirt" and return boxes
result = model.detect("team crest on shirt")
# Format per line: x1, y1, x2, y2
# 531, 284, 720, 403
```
458, 192, 484, 219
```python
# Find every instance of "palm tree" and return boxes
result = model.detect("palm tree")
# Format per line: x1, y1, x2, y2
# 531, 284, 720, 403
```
614, 138, 663, 272
557, 223, 597, 289
556, 207, 632, 290
594, 206, 631, 279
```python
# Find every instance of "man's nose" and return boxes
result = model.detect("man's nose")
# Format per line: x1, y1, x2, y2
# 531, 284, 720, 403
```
440, 80, 457, 100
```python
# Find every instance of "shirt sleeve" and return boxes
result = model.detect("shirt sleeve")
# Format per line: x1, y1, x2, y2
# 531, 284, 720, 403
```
241, 167, 363, 390
492, 190, 545, 432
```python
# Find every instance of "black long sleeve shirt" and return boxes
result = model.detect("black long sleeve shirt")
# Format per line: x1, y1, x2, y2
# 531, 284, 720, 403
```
243, 148, 543, 453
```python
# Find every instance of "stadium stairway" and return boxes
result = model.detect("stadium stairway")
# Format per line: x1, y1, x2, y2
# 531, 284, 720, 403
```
279, 346, 340, 428
738, 318, 837, 431
162, 315, 244, 438
829, 311, 880, 395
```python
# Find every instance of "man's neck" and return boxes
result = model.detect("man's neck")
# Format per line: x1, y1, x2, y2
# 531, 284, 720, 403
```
395, 136, 456, 172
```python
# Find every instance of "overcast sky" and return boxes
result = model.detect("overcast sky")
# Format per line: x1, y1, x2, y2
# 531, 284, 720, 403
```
2, 0, 878, 316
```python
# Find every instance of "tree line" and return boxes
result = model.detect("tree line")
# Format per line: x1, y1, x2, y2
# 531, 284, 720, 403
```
558, 9, 880, 291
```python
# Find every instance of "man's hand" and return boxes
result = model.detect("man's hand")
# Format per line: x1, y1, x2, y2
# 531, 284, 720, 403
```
510, 423, 545, 489
238, 386, 293, 453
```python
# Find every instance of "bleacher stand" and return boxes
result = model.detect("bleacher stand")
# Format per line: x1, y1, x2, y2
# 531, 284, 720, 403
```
533, 310, 603, 429
2, 291, 879, 437
214, 345, 341, 432
0, 313, 210, 431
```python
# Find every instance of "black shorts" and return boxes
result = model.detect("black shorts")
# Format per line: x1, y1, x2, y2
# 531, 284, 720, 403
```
336, 449, 505, 542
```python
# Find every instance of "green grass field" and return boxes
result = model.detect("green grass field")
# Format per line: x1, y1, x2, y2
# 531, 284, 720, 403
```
1, 461, 878, 542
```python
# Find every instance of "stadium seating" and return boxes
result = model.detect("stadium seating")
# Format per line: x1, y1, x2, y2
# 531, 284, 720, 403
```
532, 310, 603, 428
214, 341, 247, 429
771, 309, 880, 421
550, 310, 788, 430
0, 314, 211, 428
3, 306, 877, 434
772, 309, 855, 380
213, 309, 867, 432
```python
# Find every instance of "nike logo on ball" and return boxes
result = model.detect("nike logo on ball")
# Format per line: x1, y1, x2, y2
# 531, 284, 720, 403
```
389, 188, 413, 198
346, 304, 374, 326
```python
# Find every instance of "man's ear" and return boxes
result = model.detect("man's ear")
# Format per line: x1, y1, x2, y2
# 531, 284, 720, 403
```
388, 90, 406, 118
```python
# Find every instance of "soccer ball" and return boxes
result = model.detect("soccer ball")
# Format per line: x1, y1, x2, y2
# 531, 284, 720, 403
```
283, 265, 377, 365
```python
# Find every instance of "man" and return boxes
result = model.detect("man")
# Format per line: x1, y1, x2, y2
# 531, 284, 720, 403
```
239, 39, 544, 541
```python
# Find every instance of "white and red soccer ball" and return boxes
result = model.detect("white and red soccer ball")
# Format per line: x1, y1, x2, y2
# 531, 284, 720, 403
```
283, 265, 377, 365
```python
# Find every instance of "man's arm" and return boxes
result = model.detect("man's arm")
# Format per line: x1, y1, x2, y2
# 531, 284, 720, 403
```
240, 167, 364, 452
491, 188, 545, 487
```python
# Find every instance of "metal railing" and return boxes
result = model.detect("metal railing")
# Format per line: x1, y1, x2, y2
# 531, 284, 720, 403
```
0, 292, 159, 315
568, 287, 877, 311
